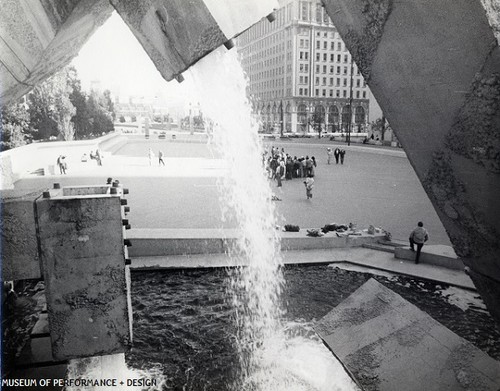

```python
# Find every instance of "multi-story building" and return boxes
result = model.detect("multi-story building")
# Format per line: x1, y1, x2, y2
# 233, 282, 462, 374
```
236, 0, 370, 134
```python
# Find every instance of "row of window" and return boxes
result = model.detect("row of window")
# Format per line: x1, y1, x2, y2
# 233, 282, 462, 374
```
297, 88, 367, 99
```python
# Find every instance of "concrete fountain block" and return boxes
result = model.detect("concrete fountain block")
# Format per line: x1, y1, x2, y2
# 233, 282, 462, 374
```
1, 190, 44, 280
315, 279, 500, 391
36, 196, 131, 360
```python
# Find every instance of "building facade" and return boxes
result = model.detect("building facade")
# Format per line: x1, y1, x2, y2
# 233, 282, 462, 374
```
236, 0, 370, 134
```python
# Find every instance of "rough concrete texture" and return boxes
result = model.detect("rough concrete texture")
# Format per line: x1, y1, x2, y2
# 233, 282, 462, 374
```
480, 0, 500, 44
110, 0, 227, 81
36, 195, 130, 360
0, 0, 113, 105
315, 279, 500, 391
1, 190, 44, 280
394, 245, 464, 271
323, 0, 500, 323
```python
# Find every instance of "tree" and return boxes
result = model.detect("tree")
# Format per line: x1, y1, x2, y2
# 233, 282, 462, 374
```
311, 109, 325, 138
68, 66, 91, 139
370, 117, 387, 140
28, 67, 76, 140
87, 93, 114, 135
119, 115, 126, 123
1, 100, 30, 150
101, 90, 115, 121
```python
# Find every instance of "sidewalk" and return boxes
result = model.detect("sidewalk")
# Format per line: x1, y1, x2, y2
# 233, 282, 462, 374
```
130, 247, 475, 290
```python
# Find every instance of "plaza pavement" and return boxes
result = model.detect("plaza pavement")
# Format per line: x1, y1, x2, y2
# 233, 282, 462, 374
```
15, 138, 450, 245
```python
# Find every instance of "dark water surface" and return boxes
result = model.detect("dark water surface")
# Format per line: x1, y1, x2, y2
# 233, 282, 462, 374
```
128, 266, 500, 390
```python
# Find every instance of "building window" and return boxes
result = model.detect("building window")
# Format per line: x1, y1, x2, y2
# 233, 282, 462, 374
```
322, 77, 326, 85
337, 42, 341, 51
331, 42, 334, 50
343, 78, 347, 86
315, 89, 319, 96
315, 77, 319, 85
300, 64, 304, 72
316, 65, 320, 73
336, 66, 340, 74
323, 53, 327, 61
323, 41, 327, 49
316, 4, 322, 22
356, 79, 360, 87
322, 89, 326, 97
337, 54, 341, 62
343, 67, 347, 74
336, 90, 340, 97
330, 66, 334, 73
301, 2, 308, 21
316, 53, 320, 61
323, 65, 327, 73
305, 64, 309, 72
330, 78, 333, 86
336, 78, 340, 86
305, 76, 308, 84
304, 88, 308, 95
363, 91, 366, 98
304, 52, 308, 60
316, 41, 320, 49
299, 88, 303, 95
299, 76, 303, 84
343, 90, 347, 97
344, 54, 348, 63
329, 90, 333, 97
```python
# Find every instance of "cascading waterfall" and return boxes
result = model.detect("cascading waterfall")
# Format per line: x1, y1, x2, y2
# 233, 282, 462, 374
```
189, 48, 359, 391
189, 48, 286, 389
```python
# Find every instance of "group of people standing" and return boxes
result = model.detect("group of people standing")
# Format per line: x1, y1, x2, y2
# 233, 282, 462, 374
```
264, 146, 317, 199
265, 147, 317, 184
326, 147, 346, 165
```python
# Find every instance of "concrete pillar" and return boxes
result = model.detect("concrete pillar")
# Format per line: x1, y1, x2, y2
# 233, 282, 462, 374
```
36, 186, 132, 360
1, 190, 44, 280
323, 0, 500, 322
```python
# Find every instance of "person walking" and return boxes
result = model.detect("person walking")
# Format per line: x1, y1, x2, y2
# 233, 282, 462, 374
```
409, 221, 429, 264
148, 148, 155, 166
339, 149, 346, 164
158, 150, 165, 166
276, 160, 285, 187
95, 149, 103, 166
327, 148, 333, 164
334, 148, 340, 164
304, 174, 314, 199
57, 155, 67, 174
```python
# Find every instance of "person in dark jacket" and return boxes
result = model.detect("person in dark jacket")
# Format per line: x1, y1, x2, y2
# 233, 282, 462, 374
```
334, 148, 340, 164
409, 221, 429, 264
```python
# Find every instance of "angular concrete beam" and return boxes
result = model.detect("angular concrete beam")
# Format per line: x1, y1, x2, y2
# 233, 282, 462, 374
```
315, 279, 500, 390
0, 0, 113, 105
323, 0, 500, 323
110, 0, 227, 82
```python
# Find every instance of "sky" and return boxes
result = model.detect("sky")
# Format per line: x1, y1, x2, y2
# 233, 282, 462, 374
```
71, 12, 196, 105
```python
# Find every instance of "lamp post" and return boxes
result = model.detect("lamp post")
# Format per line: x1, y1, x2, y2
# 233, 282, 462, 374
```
280, 100, 284, 137
346, 57, 354, 146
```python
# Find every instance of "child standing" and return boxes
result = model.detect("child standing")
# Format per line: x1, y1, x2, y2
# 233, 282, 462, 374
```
304, 174, 314, 199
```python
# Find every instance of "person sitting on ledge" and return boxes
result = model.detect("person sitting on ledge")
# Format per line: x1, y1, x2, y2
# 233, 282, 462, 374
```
409, 221, 429, 264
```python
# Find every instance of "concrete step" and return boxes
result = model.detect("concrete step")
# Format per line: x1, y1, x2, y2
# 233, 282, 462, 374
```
16, 337, 67, 368
394, 245, 464, 271
362, 243, 395, 253
31, 313, 49, 338
377, 239, 407, 247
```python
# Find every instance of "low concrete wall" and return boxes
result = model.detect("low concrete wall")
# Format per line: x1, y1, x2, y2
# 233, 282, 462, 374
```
127, 228, 386, 257
395, 245, 464, 270
0, 133, 126, 189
